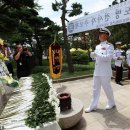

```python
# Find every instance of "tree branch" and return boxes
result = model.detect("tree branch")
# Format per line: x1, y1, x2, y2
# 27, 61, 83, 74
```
66, 9, 72, 11
65, 18, 69, 22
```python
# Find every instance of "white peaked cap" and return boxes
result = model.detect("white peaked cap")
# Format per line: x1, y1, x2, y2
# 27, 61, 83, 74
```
99, 27, 111, 36
115, 41, 122, 45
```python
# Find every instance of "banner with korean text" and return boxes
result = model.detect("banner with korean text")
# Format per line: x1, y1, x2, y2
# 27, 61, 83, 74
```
49, 44, 62, 79
67, 0, 130, 35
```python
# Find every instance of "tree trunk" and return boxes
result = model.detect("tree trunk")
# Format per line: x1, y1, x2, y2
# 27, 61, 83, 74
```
35, 36, 43, 66
27, 37, 36, 69
61, 0, 74, 73
127, 22, 130, 44
28, 37, 34, 53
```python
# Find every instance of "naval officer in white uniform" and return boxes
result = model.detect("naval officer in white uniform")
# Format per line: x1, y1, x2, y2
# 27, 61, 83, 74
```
126, 44, 130, 79
85, 27, 115, 113
113, 42, 125, 85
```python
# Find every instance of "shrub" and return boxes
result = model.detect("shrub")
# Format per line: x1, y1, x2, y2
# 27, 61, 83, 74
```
73, 64, 88, 71
10, 58, 17, 69
32, 66, 49, 74
70, 48, 89, 64
62, 64, 88, 72
32, 63, 90, 74
42, 59, 49, 66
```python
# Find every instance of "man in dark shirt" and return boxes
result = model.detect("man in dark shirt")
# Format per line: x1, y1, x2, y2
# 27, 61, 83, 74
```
14, 43, 32, 79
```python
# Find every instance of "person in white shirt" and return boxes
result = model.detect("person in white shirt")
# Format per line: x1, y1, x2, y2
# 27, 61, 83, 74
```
85, 27, 115, 113
126, 44, 130, 79
113, 42, 125, 85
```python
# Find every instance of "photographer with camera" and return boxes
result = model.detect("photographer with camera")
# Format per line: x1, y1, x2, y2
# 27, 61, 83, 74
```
14, 43, 32, 79
126, 44, 130, 79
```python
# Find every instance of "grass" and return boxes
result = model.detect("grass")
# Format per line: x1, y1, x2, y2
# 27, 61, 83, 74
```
12, 58, 95, 80
46, 62, 95, 79
50, 70, 93, 80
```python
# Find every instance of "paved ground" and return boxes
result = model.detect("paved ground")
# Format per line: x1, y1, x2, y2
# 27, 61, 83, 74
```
54, 78, 130, 130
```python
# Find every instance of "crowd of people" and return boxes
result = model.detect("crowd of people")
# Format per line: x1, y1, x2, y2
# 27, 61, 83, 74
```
0, 28, 130, 83
0, 40, 32, 79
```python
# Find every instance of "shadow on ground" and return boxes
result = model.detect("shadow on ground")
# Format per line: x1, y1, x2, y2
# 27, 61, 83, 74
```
56, 85, 67, 93
96, 108, 130, 129
64, 117, 87, 130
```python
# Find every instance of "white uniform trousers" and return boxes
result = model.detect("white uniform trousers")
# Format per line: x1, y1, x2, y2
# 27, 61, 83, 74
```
89, 76, 115, 109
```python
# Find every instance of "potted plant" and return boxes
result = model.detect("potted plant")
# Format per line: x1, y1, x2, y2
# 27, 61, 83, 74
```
25, 73, 61, 130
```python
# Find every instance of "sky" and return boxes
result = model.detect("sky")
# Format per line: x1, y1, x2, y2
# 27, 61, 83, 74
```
37, 0, 116, 25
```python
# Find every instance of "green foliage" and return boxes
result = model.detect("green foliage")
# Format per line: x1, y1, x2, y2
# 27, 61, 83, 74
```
0, 0, 35, 37
9, 33, 25, 43
9, 80, 19, 88
25, 74, 56, 128
109, 24, 128, 45
69, 3, 82, 17
52, 0, 83, 73
42, 59, 49, 66
1, 0, 61, 66
52, 1, 82, 17
18, 23, 33, 34
31, 63, 90, 74
108, 0, 129, 45
52, 2, 62, 11
112, 0, 118, 5
32, 66, 49, 74
1, 0, 35, 9
0, 13, 19, 37
70, 48, 89, 64
62, 64, 90, 72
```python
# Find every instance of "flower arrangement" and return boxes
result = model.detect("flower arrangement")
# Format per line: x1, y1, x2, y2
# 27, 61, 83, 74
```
0, 59, 19, 88
0, 75, 19, 88
0, 38, 8, 61
0, 52, 8, 61
25, 73, 60, 128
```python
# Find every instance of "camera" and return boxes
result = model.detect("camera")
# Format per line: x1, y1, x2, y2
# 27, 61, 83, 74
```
23, 47, 28, 51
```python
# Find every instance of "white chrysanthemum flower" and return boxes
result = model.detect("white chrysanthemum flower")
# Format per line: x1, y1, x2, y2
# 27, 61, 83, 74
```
42, 73, 60, 121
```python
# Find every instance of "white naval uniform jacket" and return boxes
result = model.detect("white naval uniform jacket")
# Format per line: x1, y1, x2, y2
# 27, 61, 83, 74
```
91, 41, 114, 77
126, 49, 130, 67
113, 49, 125, 67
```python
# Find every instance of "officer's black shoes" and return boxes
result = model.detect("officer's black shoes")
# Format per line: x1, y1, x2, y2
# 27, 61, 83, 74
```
116, 82, 123, 86
118, 82, 123, 86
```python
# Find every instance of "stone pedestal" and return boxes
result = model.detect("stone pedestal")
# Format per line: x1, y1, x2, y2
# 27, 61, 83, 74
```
7, 121, 61, 130
59, 98, 83, 129
38, 121, 61, 130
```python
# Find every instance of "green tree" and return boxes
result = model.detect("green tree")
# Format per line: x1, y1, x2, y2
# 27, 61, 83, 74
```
28, 16, 61, 65
109, 0, 129, 46
0, 0, 35, 38
52, 0, 82, 73
0, 0, 61, 66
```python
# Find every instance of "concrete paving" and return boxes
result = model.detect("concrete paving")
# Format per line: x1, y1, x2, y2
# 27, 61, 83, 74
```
54, 78, 130, 130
